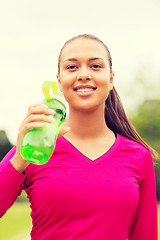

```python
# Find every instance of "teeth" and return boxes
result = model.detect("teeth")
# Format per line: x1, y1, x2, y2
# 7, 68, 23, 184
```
76, 88, 94, 92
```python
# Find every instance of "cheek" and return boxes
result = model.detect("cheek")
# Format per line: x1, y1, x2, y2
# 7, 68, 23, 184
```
98, 78, 111, 99
99, 88, 110, 101
59, 77, 70, 92
59, 72, 74, 85
99, 76, 110, 90
59, 80, 73, 100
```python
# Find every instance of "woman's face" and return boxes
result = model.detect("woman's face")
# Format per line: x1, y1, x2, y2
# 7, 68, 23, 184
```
57, 38, 114, 112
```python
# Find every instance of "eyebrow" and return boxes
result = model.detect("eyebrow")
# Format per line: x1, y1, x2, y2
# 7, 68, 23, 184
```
63, 57, 104, 62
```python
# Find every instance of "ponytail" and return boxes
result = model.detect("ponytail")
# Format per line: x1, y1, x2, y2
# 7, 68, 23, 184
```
105, 87, 159, 161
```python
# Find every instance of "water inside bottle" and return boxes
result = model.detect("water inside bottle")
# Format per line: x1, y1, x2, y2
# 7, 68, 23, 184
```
20, 99, 66, 164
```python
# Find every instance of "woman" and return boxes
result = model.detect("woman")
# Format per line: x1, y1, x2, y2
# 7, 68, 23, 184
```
0, 34, 158, 239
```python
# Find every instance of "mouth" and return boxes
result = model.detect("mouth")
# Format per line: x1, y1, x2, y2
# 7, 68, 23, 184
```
73, 85, 97, 92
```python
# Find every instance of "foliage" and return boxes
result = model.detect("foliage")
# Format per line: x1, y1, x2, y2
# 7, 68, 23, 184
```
0, 130, 13, 162
131, 99, 160, 199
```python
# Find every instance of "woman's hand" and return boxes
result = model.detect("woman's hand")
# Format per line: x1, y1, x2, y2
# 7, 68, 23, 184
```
16, 103, 55, 154
10, 103, 70, 172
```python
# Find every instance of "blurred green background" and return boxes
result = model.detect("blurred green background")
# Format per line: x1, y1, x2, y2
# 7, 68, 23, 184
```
0, 201, 31, 240
1, 0, 160, 238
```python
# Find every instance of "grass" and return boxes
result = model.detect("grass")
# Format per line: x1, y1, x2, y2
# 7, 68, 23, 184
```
0, 201, 31, 240
0, 201, 160, 239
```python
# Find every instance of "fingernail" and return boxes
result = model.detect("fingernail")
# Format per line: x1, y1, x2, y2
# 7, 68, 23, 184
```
37, 122, 45, 127
48, 116, 53, 122
48, 109, 55, 114
42, 103, 49, 108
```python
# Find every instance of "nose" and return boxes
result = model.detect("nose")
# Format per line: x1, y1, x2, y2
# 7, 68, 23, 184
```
77, 67, 92, 81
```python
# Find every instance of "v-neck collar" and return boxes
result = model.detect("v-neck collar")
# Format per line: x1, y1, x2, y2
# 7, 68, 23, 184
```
61, 133, 120, 165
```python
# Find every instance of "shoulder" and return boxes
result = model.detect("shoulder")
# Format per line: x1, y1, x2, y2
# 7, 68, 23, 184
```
54, 136, 73, 154
116, 133, 153, 167
116, 134, 154, 180
117, 133, 150, 155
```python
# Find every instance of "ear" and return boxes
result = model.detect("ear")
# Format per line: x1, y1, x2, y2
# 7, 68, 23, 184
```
109, 71, 115, 91
56, 74, 63, 92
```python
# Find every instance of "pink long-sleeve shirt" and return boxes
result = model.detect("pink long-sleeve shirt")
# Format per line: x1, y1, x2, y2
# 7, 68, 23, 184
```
0, 133, 158, 239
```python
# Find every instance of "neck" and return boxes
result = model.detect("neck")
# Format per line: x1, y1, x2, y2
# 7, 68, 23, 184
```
65, 105, 111, 140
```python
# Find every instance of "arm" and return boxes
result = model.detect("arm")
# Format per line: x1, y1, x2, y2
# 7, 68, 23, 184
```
0, 103, 54, 217
0, 103, 70, 218
0, 147, 27, 217
129, 151, 158, 240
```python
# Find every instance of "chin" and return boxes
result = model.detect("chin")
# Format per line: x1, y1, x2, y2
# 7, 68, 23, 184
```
71, 102, 105, 113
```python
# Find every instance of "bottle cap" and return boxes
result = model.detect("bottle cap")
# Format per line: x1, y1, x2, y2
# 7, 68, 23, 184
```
42, 81, 59, 100
42, 81, 66, 109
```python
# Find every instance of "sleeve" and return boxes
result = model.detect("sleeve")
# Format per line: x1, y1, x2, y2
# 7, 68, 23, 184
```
129, 150, 158, 240
0, 146, 27, 218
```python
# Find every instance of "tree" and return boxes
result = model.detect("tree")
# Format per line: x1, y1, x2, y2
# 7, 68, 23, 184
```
0, 130, 13, 162
131, 99, 160, 200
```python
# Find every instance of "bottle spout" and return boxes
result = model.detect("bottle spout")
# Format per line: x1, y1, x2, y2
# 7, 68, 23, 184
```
42, 81, 59, 100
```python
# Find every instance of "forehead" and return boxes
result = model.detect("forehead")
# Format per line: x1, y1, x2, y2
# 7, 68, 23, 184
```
60, 38, 109, 62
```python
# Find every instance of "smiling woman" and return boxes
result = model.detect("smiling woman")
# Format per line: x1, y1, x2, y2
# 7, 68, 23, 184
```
0, 34, 159, 240
57, 36, 114, 113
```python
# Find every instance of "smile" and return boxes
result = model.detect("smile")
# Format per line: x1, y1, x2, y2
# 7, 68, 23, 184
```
73, 85, 97, 97
74, 88, 96, 92
73, 85, 97, 92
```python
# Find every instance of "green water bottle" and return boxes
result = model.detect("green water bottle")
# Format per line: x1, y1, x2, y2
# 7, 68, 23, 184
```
20, 81, 66, 165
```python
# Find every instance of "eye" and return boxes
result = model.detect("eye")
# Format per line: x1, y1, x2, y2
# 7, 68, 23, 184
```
90, 64, 102, 69
66, 65, 78, 70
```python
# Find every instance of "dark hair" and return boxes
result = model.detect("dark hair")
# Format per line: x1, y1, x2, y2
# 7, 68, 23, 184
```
58, 34, 159, 160
58, 34, 112, 74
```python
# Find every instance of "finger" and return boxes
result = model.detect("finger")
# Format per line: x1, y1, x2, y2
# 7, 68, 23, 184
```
17, 121, 45, 148
20, 122, 45, 136
27, 103, 55, 116
24, 114, 54, 124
